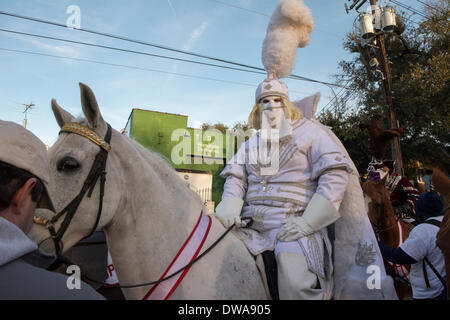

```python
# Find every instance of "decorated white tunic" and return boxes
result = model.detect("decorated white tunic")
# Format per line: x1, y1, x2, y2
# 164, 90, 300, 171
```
221, 118, 353, 263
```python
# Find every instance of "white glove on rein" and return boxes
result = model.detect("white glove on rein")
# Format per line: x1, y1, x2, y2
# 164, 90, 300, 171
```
214, 197, 245, 229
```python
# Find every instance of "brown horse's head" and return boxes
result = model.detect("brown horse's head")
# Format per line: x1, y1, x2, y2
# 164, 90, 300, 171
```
362, 176, 395, 229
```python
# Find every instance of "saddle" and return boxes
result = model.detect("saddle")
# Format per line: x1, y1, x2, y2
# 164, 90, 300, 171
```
255, 251, 279, 300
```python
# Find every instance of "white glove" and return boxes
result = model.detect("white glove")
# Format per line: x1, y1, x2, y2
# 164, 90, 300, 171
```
277, 216, 314, 242
277, 193, 341, 242
214, 197, 245, 229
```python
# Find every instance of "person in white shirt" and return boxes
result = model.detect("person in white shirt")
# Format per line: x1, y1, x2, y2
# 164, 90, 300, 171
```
378, 190, 447, 300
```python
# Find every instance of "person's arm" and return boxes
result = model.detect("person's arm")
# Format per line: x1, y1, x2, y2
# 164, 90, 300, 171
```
378, 241, 417, 265
384, 226, 429, 264
277, 129, 352, 241
215, 145, 248, 228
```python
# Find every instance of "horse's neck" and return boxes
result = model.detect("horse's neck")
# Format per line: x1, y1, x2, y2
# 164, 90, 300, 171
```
379, 209, 400, 247
105, 136, 204, 298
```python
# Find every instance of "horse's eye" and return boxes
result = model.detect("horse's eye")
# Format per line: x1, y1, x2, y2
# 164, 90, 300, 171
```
57, 157, 80, 172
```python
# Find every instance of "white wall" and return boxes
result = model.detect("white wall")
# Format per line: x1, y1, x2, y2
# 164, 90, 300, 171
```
176, 171, 214, 212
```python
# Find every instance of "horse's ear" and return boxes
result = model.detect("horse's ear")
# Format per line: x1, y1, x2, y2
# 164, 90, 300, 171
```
52, 99, 75, 128
79, 83, 106, 131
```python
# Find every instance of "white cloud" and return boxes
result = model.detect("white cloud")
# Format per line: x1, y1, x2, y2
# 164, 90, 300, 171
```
6, 33, 81, 58
166, 0, 176, 16
183, 21, 210, 52
161, 20, 211, 92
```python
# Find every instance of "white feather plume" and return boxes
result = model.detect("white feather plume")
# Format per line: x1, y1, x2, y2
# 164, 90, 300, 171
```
262, 0, 314, 79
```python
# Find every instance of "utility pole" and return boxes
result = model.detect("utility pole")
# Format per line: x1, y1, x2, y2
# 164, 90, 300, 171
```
22, 102, 35, 129
375, 31, 404, 175
346, 0, 404, 175
370, 0, 404, 175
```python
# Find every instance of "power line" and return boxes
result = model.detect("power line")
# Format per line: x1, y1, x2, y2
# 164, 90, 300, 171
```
0, 27, 345, 91
389, 0, 429, 19
319, 88, 348, 115
0, 10, 346, 88
0, 28, 266, 76
321, 89, 357, 116
415, 0, 443, 13
320, 87, 347, 113
205, 0, 342, 38
319, 79, 353, 113
389, 0, 447, 28
0, 47, 313, 96
319, 80, 359, 116
205, 0, 270, 17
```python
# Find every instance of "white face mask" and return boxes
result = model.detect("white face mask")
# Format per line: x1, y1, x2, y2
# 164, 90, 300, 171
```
260, 96, 292, 140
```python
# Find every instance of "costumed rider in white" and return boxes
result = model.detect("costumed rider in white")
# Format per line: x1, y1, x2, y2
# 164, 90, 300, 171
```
215, 75, 352, 299
214, 0, 398, 300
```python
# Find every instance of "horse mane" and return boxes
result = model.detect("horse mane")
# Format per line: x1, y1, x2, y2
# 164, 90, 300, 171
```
73, 116, 174, 172
362, 179, 376, 196
73, 116, 203, 214
362, 179, 386, 203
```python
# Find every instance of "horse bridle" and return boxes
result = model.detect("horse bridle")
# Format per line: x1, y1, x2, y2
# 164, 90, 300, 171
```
34, 122, 112, 255
368, 194, 398, 236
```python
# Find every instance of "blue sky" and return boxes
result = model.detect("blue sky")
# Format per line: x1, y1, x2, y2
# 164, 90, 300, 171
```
0, 0, 423, 146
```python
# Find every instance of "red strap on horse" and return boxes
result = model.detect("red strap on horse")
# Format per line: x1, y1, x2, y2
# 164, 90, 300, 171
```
143, 211, 211, 300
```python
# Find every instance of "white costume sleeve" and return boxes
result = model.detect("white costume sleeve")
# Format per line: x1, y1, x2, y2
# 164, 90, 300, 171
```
316, 169, 349, 211
310, 129, 353, 210
215, 145, 248, 228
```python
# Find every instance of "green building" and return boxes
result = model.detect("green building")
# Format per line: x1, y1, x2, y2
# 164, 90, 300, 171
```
124, 108, 235, 211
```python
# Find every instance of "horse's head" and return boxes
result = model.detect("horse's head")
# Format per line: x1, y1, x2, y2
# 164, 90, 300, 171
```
362, 176, 393, 228
30, 83, 122, 255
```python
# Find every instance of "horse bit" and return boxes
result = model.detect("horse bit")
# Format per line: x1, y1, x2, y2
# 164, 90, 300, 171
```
33, 122, 253, 289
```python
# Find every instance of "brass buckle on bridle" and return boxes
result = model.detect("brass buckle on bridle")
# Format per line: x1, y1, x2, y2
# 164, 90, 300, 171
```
33, 214, 49, 226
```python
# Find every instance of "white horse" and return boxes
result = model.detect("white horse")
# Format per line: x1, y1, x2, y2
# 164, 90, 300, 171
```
30, 83, 267, 300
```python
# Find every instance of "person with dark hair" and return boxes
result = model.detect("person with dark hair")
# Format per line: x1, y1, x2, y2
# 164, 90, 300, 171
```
378, 191, 447, 300
0, 120, 104, 300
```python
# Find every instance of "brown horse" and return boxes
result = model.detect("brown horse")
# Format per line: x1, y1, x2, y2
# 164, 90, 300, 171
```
362, 177, 413, 299
433, 168, 450, 298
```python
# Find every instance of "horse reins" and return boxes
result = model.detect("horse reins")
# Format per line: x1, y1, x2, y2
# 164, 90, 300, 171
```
34, 121, 253, 289
35, 122, 112, 256
55, 217, 253, 289
369, 201, 391, 236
